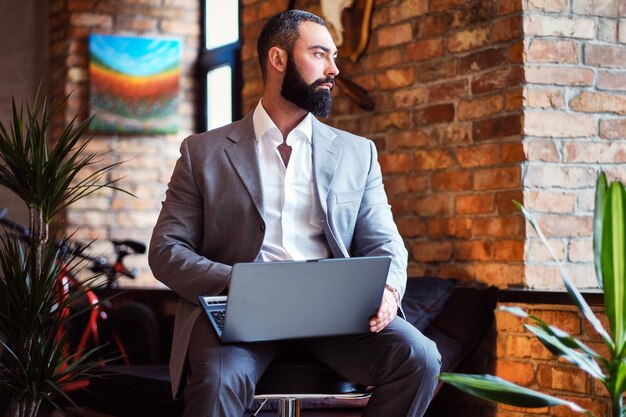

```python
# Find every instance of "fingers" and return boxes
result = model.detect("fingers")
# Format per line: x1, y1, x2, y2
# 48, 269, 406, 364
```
369, 309, 395, 332
369, 290, 398, 332
369, 315, 392, 333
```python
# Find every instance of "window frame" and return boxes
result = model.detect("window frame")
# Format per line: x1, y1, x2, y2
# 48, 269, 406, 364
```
197, 1, 242, 132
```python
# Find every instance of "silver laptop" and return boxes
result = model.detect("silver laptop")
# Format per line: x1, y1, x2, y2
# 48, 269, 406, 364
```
199, 256, 391, 343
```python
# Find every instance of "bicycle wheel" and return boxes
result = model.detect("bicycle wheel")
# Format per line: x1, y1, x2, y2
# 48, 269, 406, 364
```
101, 301, 161, 365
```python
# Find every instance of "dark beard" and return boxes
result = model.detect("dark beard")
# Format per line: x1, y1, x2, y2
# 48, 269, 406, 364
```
280, 55, 334, 118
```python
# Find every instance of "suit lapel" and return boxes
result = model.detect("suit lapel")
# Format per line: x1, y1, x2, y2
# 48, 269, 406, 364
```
312, 118, 350, 258
312, 118, 341, 213
222, 115, 341, 227
224, 112, 264, 217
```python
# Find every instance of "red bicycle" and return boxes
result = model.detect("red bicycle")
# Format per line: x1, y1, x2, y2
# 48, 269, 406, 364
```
0, 208, 159, 389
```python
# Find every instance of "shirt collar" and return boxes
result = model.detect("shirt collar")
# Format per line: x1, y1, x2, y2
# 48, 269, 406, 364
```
252, 99, 312, 145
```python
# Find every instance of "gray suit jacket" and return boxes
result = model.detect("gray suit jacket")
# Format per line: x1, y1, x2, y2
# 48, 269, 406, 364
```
149, 111, 408, 396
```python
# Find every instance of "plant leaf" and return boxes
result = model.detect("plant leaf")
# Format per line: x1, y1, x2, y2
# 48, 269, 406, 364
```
528, 315, 604, 361
0, 88, 128, 413
0, 93, 128, 221
594, 172, 608, 289
601, 181, 626, 359
514, 201, 614, 349
0, 235, 112, 408
438, 373, 591, 414
499, 305, 529, 318
608, 359, 626, 399
525, 325, 605, 379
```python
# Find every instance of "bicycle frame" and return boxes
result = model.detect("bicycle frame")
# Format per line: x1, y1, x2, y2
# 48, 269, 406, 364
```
0, 208, 145, 391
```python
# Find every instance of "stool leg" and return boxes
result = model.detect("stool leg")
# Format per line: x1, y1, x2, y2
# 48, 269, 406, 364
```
277, 399, 300, 417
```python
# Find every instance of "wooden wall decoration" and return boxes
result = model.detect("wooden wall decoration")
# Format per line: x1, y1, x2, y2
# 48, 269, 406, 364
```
320, 0, 374, 63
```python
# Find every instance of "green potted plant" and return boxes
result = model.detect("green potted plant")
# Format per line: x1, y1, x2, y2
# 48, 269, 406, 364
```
0, 91, 124, 417
439, 172, 626, 417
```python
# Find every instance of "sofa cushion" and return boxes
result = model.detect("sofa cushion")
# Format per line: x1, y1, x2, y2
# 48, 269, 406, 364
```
401, 276, 457, 331
425, 284, 498, 374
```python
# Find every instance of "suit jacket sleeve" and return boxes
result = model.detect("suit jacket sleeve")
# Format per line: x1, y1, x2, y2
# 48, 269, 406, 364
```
148, 137, 231, 303
352, 140, 408, 298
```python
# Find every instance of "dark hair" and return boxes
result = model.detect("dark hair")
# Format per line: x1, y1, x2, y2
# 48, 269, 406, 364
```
257, 10, 326, 81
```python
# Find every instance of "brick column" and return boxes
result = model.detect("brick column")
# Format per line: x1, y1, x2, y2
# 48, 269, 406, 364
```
522, 0, 626, 288
49, 0, 200, 286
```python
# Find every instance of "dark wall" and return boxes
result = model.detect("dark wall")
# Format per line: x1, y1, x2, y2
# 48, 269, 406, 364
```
0, 0, 49, 224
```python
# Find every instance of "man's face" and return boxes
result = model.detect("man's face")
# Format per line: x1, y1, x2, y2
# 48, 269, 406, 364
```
280, 21, 339, 118
281, 54, 334, 118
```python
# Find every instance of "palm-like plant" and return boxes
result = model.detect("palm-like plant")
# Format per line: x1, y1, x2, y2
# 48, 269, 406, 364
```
0, 91, 125, 417
439, 172, 626, 417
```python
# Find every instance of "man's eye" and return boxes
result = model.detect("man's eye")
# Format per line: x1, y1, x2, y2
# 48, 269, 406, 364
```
315, 52, 324, 58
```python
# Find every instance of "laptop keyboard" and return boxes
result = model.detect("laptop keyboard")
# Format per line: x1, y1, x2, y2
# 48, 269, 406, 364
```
210, 310, 226, 330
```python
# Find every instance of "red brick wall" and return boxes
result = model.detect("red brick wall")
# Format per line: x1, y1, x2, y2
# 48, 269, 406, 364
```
242, 0, 526, 288
49, 0, 200, 286
493, 303, 609, 417
52, 0, 626, 291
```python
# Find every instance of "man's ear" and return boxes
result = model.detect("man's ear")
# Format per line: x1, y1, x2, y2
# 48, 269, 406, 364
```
268, 46, 287, 74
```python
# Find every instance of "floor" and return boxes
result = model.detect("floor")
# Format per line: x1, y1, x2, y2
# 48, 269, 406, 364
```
64, 407, 117, 417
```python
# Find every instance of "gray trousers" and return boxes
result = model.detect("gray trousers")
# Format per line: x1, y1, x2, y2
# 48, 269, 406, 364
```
183, 316, 441, 417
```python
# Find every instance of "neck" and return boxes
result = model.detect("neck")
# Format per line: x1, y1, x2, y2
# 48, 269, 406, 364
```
261, 91, 308, 140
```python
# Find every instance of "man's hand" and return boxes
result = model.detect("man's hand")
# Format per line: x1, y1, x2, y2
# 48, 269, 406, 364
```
369, 287, 398, 333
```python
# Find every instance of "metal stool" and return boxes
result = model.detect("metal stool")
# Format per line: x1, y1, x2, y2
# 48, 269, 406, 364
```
253, 354, 371, 417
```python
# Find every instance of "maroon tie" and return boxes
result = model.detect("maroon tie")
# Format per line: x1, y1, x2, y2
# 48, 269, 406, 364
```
277, 138, 292, 168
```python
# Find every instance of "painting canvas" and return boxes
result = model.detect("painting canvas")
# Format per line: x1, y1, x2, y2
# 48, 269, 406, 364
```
89, 34, 182, 134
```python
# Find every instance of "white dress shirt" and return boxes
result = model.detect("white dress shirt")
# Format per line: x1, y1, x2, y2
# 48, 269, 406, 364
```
252, 100, 330, 262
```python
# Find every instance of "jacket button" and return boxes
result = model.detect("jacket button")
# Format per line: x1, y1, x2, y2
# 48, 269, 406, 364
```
260, 223, 265, 231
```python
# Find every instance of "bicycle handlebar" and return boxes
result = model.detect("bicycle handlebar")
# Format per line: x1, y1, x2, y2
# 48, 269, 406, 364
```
0, 208, 146, 282
0, 208, 29, 237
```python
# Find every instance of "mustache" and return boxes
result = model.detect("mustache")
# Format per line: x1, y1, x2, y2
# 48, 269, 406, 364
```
311, 77, 335, 89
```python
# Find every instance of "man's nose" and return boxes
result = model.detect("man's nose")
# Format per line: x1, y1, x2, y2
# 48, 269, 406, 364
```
326, 57, 339, 77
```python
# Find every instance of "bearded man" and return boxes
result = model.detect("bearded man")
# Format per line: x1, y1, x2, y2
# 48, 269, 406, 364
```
149, 9, 441, 417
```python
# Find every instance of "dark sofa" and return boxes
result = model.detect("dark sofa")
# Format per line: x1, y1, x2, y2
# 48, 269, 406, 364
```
80, 277, 498, 417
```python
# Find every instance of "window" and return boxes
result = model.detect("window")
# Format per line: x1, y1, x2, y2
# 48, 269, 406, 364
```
206, 65, 233, 130
198, 0, 241, 132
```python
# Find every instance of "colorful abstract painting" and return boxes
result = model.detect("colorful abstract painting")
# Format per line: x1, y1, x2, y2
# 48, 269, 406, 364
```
89, 34, 182, 134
